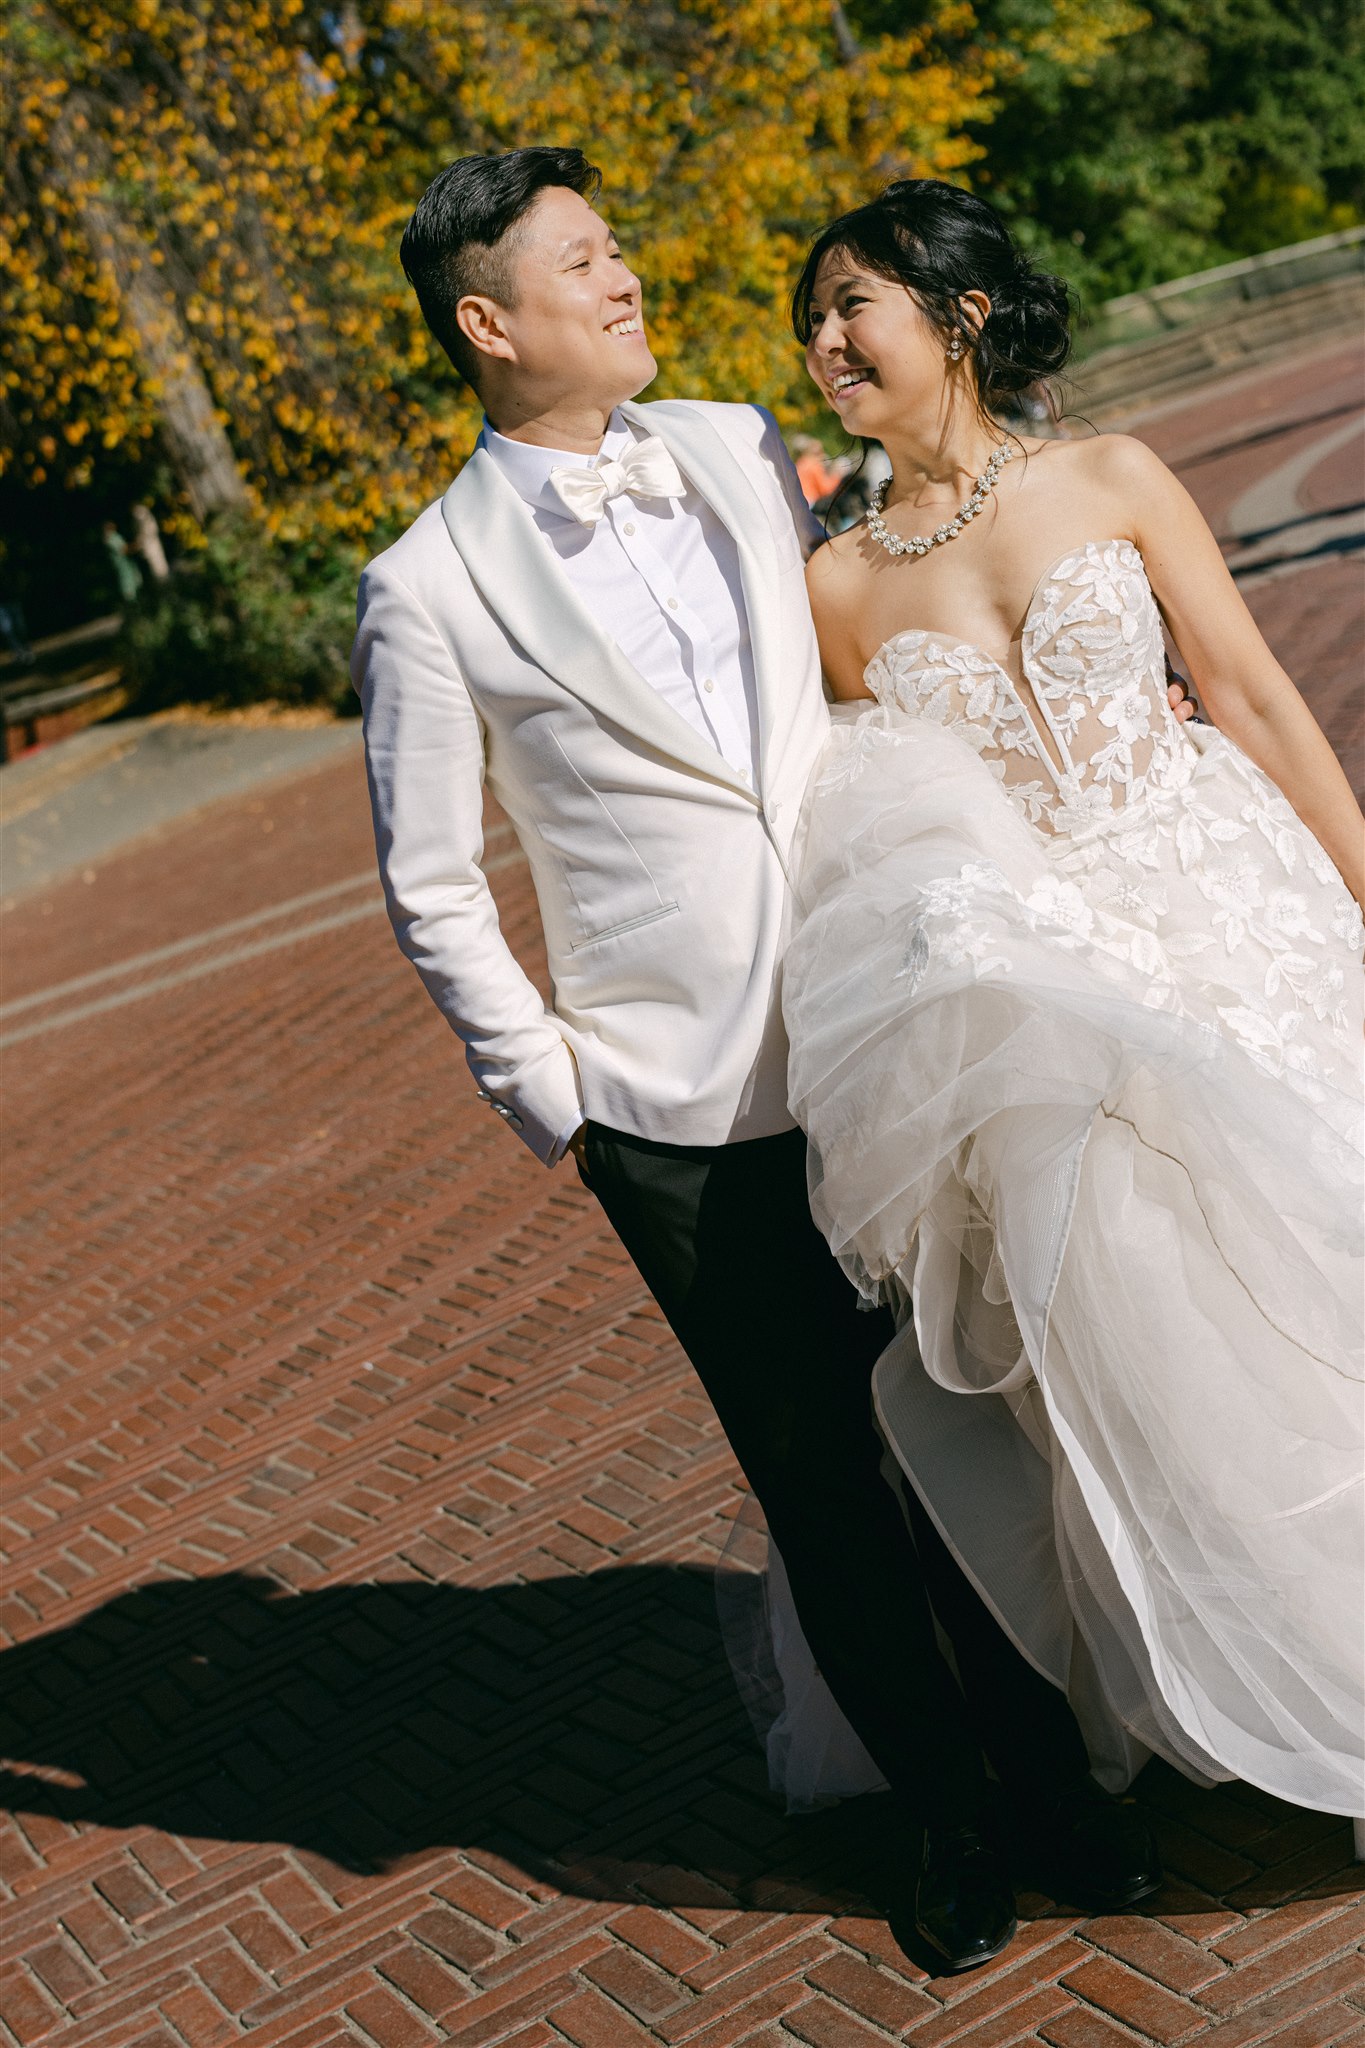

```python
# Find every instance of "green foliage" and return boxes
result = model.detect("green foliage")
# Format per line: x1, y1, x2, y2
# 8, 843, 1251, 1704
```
119, 518, 362, 714
4, 0, 1360, 711
898, 0, 1365, 303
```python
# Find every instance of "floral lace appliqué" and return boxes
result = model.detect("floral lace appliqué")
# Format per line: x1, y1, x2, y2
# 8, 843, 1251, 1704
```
862, 539, 1363, 1102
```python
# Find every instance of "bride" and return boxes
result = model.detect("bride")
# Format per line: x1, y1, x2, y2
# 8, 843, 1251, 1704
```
779, 180, 1364, 1831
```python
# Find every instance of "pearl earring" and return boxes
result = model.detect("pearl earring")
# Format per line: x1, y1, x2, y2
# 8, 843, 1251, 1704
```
947, 335, 966, 362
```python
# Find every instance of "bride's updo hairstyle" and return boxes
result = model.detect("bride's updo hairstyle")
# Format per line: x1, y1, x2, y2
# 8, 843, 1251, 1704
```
791, 179, 1072, 411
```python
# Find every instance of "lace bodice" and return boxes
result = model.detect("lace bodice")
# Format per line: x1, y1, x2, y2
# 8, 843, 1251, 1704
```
863, 539, 1179, 835
855, 535, 1362, 1084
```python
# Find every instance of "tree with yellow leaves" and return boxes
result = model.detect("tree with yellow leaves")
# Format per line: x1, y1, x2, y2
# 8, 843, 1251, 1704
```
0, 0, 1141, 678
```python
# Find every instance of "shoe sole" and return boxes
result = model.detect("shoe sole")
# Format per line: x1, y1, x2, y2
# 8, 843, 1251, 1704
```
924, 1918, 1019, 1974
1080, 1871, 1164, 1912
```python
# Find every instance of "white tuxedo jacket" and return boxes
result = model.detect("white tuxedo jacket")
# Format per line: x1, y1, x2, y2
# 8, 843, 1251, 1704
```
354, 398, 830, 1163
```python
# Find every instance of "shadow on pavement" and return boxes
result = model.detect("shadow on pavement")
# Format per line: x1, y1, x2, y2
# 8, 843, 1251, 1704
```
1, 1568, 1357, 1934
0, 1566, 898, 1909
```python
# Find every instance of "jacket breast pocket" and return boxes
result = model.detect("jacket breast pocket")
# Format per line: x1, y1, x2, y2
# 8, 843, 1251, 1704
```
535, 728, 678, 950
571, 900, 681, 952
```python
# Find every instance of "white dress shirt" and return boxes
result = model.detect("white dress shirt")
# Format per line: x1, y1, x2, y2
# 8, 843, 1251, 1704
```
480, 413, 761, 788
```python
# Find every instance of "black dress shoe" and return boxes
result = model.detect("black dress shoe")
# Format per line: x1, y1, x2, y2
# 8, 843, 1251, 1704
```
1040, 1775, 1163, 1910
915, 1823, 1018, 1973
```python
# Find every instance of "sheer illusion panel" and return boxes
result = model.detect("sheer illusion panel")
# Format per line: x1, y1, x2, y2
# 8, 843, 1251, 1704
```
863, 541, 1178, 837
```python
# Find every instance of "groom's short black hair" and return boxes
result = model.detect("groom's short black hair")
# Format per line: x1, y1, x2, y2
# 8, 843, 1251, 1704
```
401, 147, 603, 390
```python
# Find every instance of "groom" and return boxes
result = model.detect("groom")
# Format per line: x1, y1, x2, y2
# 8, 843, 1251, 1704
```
356, 146, 1164, 1969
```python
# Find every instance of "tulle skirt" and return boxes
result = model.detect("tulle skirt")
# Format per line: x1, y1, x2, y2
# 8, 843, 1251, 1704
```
780, 705, 1365, 1817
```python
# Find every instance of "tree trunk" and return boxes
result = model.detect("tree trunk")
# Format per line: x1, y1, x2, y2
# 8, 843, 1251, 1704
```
49, 101, 248, 523
831, 1, 860, 64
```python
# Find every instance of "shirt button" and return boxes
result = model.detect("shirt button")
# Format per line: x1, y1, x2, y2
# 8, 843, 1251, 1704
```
703, 678, 715, 693
623, 522, 636, 535
666, 596, 678, 609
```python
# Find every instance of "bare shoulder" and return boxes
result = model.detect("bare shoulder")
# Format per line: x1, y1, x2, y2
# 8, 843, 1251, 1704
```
805, 521, 868, 589
1052, 430, 1173, 493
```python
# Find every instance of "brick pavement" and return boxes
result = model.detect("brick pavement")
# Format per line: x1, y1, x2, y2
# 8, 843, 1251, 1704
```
1118, 338, 1364, 798
2, 346, 1362, 2048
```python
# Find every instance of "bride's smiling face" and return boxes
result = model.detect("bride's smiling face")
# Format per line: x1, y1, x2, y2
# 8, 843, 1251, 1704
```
804, 248, 969, 441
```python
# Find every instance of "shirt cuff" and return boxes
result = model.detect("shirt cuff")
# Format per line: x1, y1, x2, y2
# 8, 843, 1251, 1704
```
548, 1106, 587, 1167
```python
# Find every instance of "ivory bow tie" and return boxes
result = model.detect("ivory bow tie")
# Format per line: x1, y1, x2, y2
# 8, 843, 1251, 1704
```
548, 436, 686, 524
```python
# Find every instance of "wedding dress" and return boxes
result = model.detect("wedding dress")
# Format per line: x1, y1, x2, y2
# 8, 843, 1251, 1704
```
778, 538, 1364, 1819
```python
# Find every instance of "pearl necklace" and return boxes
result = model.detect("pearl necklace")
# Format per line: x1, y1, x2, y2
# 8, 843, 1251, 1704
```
865, 440, 1013, 558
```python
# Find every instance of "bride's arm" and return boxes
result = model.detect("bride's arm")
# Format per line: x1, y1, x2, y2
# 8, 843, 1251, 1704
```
1109, 436, 1365, 911
805, 539, 877, 701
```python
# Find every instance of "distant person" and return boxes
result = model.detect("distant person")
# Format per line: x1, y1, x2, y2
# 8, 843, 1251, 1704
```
102, 521, 143, 606
788, 433, 841, 507
131, 503, 170, 582
782, 178, 1365, 1832
355, 146, 1198, 1974
820, 441, 892, 532
0, 595, 33, 664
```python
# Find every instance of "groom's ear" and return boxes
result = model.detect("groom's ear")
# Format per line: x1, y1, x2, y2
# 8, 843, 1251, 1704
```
455, 294, 517, 374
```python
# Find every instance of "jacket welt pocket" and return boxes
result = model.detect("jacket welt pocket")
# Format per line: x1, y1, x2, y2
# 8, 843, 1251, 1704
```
570, 901, 681, 952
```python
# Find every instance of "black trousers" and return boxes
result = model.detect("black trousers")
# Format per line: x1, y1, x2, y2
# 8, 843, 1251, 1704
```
582, 1120, 1089, 1826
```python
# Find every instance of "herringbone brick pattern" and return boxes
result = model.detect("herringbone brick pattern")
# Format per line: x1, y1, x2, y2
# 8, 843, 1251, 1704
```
2, 351, 1362, 2047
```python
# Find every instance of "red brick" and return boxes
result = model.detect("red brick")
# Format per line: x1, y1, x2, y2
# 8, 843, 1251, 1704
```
1213, 1901, 1353, 1966
1151, 1886, 1247, 1948
608, 1908, 715, 1977
1259, 2008, 1365, 2048
443, 1971, 580, 2047
667, 1980, 815, 2048
653, 1934, 834, 2043
95, 1864, 162, 1926
826, 1917, 929, 1985
1190, 1956, 1365, 2048
131, 1836, 201, 1892
912, 1937, 1092, 2037
806, 1950, 937, 2030
228, 1907, 300, 1975
194, 1944, 270, 2016
240, 1962, 390, 2032
582, 1944, 691, 2021
344, 1984, 440, 2048
0, 1964, 61, 2046
61, 1897, 133, 1968
157, 1981, 238, 2047
405, 1907, 499, 1973
925, 1986, 1076, 2048
260, 1870, 337, 1939
783, 1993, 895, 2047
1059, 1957, 1205, 2044
23, 1938, 101, 2004
553, 1988, 661, 2048
434, 1866, 550, 1933
1040, 2007, 1146, 2048
1084, 1914, 1228, 1993
682, 1917, 826, 1992
1195, 1906, 1365, 2016
377, 1943, 469, 2022
469, 1911, 610, 1990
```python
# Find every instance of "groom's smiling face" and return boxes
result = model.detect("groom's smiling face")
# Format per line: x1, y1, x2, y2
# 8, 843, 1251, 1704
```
460, 186, 657, 424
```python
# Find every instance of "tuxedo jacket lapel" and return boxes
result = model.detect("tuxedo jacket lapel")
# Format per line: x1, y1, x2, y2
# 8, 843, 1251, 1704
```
443, 447, 759, 801
621, 400, 786, 792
